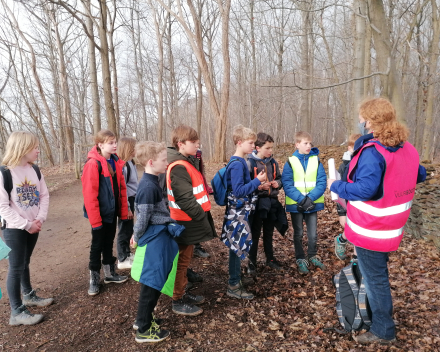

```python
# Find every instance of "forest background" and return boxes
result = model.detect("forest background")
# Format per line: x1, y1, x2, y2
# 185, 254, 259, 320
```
0, 0, 438, 163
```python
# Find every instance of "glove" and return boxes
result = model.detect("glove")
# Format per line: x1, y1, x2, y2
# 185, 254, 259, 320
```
297, 196, 316, 213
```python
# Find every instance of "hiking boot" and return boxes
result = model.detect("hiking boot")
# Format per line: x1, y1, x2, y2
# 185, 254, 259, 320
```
334, 234, 347, 260
266, 259, 282, 270
22, 290, 53, 307
88, 270, 100, 296
356, 331, 396, 345
309, 256, 326, 270
133, 317, 163, 330
172, 299, 203, 316
193, 245, 210, 258
103, 264, 128, 284
9, 305, 43, 326
247, 262, 257, 276
118, 257, 132, 270
183, 293, 205, 305
135, 322, 170, 343
187, 268, 203, 283
296, 259, 310, 275
227, 282, 254, 300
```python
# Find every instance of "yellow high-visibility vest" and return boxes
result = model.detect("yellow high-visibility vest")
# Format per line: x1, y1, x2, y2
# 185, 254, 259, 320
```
285, 155, 324, 205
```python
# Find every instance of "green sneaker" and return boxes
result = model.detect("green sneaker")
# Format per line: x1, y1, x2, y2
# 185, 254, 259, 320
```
296, 259, 310, 275
309, 256, 326, 270
135, 321, 170, 343
334, 234, 347, 260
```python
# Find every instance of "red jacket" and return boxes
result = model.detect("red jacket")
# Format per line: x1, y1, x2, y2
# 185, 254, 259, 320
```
82, 146, 128, 230
345, 141, 419, 252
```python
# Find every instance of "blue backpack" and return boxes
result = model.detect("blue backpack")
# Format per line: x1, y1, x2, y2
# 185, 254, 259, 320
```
211, 159, 239, 206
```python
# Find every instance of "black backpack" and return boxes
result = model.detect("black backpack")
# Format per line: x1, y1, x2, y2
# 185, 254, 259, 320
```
0, 164, 42, 229
332, 262, 372, 333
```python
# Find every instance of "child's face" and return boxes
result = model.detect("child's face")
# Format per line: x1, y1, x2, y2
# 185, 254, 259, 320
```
239, 139, 256, 154
150, 149, 168, 175
99, 138, 117, 157
296, 139, 312, 155
256, 141, 274, 158
178, 140, 200, 157
348, 145, 354, 154
24, 144, 40, 163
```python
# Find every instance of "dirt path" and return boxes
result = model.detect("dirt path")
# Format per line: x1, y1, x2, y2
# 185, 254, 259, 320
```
1, 169, 439, 351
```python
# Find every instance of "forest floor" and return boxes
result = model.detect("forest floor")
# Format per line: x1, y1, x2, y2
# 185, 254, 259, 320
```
0, 148, 439, 352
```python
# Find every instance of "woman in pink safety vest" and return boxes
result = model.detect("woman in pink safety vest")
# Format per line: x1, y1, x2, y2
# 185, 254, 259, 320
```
328, 98, 426, 345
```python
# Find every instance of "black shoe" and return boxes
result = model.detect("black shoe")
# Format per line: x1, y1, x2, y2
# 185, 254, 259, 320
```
172, 299, 203, 316
266, 259, 282, 270
247, 262, 256, 276
185, 281, 194, 291
187, 268, 203, 283
135, 323, 170, 343
103, 264, 128, 284
193, 245, 210, 258
183, 292, 205, 305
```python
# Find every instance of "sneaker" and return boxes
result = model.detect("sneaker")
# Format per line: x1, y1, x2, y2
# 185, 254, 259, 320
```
103, 264, 128, 284
227, 281, 254, 300
247, 262, 256, 276
118, 258, 132, 270
22, 290, 53, 307
356, 331, 396, 345
193, 246, 210, 258
309, 256, 326, 270
296, 259, 310, 275
172, 299, 203, 316
9, 305, 44, 326
334, 234, 347, 260
266, 259, 282, 270
88, 270, 100, 295
187, 268, 203, 283
133, 317, 163, 330
183, 293, 205, 305
135, 322, 170, 343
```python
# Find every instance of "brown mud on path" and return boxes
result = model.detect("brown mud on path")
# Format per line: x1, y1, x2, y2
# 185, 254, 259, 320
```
0, 165, 439, 351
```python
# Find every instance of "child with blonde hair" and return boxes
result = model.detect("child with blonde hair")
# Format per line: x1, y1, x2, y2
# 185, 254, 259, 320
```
0, 131, 52, 326
116, 137, 138, 269
82, 129, 129, 296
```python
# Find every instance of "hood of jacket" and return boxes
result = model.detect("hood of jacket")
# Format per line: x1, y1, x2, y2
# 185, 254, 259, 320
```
167, 147, 200, 169
248, 151, 274, 165
353, 134, 402, 157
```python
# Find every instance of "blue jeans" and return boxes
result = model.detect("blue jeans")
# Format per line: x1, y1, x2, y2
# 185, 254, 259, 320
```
3, 229, 39, 310
228, 249, 241, 286
356, 246, 395, 340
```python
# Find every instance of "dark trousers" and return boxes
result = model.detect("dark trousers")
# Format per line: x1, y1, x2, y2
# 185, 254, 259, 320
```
3, 228, 39, 310
248, 214, 275, 265
356, 246, 395, 340
117, 196, 135, 262
136, 284, 161, 333
89, 215, 117, 271
290, 212, 318, 260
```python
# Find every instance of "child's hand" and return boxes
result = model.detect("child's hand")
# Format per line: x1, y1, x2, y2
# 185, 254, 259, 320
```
327, 179, 336, 190
260, 182, 270, 190
130, 235, 137, 249
127, 210, 133, 220
28, 220, 42, 234
271, 180, 279, 189
256, 170, 266, 182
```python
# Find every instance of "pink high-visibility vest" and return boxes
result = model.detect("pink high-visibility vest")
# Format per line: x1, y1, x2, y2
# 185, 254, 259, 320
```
345, 140, 419, 252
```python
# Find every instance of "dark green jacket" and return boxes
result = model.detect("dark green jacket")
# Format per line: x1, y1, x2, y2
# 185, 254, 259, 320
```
167, 147, 216, 245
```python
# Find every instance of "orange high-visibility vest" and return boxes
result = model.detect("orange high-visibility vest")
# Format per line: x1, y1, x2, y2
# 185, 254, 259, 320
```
166, 160, 211, 221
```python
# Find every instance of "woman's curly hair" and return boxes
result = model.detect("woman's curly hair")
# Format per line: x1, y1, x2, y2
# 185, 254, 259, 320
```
359, 98, 409, 147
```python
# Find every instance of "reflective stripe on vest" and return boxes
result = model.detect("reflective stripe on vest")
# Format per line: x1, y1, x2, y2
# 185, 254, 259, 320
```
285, 155, 324, 205
344, 141, 419, 252
166, 160, 211, 221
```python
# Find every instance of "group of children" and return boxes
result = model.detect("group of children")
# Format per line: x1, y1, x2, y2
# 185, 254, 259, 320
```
0, 125, 360, 344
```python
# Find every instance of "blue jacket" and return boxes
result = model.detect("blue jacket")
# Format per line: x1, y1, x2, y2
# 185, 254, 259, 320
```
331, 134, 427, 201
133, 223, 184, 292
281, 148, 327, 213
226, 156, 261, 199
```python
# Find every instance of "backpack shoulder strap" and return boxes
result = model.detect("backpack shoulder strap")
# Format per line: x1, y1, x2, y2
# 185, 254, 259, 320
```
248, 158, 257, 180
125, 161, 131, 182
0, 166, 13, 200
342, 264, 363, 331
31, 164, 41, 180
358, 276, 372, 327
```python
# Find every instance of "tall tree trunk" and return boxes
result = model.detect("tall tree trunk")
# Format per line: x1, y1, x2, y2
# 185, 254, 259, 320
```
250, 0, 258, 131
